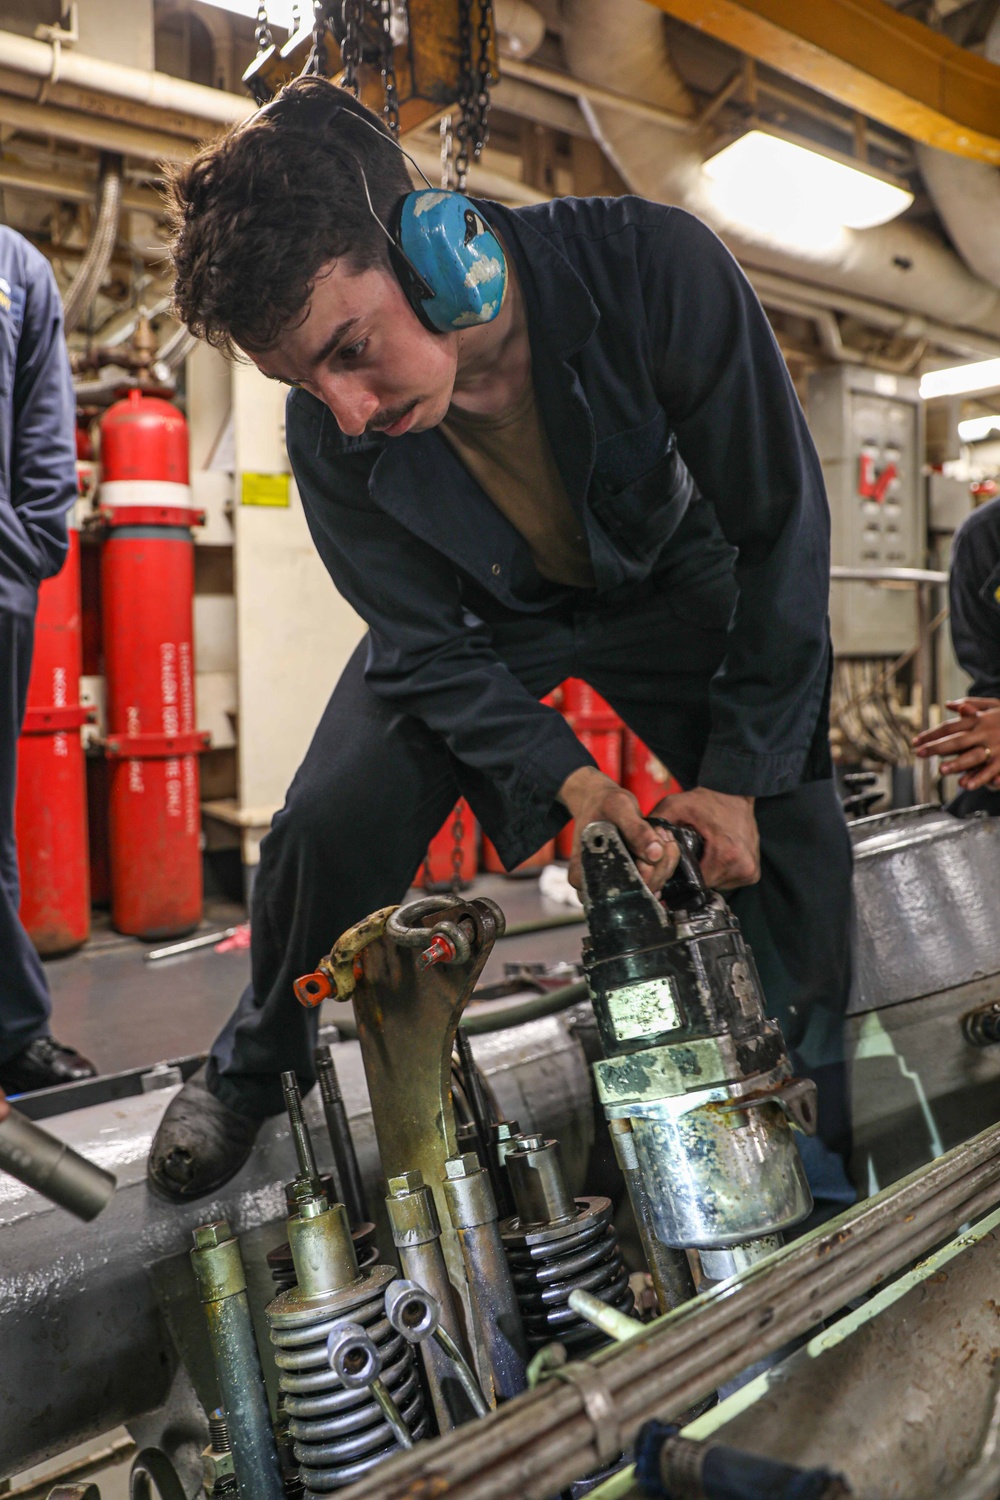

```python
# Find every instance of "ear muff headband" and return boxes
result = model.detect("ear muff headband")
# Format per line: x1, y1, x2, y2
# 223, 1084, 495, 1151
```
259, 90, 507, 335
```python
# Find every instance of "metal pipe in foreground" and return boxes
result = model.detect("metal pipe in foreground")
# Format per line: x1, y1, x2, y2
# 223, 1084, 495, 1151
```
0, 1106, 115, 1220
190, 1220, 284, 1500
345, 1120, 1000, 1500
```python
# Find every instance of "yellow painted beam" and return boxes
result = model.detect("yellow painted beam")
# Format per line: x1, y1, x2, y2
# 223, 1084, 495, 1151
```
647, 0, 1000, 162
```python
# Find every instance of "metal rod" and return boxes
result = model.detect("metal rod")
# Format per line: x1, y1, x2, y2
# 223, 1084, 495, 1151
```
0, 1106, 116, 1220
348, 1122, 1000, 1500
830, 565, 949, 584
144, 928, 238, 962
454, 1029, 506, 1217
372, 1377, 415, 1449
914, 580, 934, 805
190, 1221, 284, 1500
280, 1070, 320, 1184
567, 1289, 644, 1344
435, 1326, 492, 1419
607, 1118, 695, 1314
314, 1045, 367, 1224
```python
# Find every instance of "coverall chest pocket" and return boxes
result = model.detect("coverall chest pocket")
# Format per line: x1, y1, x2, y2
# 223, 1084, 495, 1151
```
590, 416, 692, 566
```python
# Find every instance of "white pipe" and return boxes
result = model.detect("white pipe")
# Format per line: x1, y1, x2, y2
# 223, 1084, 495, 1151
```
916, 144, 1000, 293
0, 27, 252, 128
561, 0, 1000, 339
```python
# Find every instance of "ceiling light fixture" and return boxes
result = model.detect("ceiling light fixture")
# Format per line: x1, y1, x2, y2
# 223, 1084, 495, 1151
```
195, 0, 299, 27
920, 359, 1000, 400
958, 414, 1000, 443
702, 128, 914, 240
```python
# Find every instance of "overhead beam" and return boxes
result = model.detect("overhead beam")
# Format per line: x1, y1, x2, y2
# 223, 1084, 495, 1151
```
646, 0, 1000, 163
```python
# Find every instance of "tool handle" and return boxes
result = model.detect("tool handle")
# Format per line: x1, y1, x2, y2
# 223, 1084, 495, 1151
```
0, 1106, 116, 1220
647, 818, 710, 909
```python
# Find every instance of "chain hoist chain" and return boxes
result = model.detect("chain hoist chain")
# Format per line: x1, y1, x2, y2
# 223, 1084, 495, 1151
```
255, 0, 274, 53
472, 0, 493, 162
453, 0, 474, 190
440, 114, 455, 189
450, 802, 467, 896
305, 0, 331, 76
291, 1, 301, 30
377, 0, 400, 138
339, 0, 364, 92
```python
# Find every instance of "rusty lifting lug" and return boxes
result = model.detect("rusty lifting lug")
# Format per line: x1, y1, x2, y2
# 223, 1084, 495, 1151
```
294, 906, 399, 1008
387, 895, 506, 968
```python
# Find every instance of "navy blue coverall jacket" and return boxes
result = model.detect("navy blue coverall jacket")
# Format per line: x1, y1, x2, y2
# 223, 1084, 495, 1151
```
950, 495, 1000, 698
285, 197, 833, 860
0, 227, 77, 1059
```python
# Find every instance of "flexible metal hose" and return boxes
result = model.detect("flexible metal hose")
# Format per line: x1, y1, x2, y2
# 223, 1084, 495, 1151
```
63, 153, 123, 335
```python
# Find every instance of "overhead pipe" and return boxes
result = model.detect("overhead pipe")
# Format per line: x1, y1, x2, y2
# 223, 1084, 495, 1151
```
62, 152, 123, 335
916, 144, 1000, 294
560, 0, 1000, 341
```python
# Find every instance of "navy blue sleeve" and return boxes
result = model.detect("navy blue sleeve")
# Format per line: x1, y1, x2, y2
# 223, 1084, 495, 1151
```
949, 501, 1000, 697
643, 209, 832, 797
286, 395, 593, 865
11, 244, 76, 583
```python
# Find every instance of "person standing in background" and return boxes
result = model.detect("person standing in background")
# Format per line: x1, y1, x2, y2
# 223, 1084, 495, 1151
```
0, 227, 96, 1094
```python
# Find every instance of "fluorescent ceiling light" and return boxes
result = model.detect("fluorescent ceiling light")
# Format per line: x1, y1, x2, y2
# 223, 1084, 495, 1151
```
702, 129, 914, 238
920, 359, 1000, 400
194, 0, 299, 26
958, 414, 1000, 443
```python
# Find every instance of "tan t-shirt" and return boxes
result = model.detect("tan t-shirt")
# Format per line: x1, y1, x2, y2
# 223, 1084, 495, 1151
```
439, 380, 596, 590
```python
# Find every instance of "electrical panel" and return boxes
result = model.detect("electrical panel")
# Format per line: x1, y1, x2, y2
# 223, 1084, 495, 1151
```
807, 366, 925, 655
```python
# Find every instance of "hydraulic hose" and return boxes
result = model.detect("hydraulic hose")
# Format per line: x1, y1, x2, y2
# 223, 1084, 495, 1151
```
330, 979, 590, 1042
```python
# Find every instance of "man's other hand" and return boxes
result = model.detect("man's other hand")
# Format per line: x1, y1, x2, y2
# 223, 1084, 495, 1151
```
559, 766, 680, 893
651, 787, 759, 890
914, 697, 1000, 790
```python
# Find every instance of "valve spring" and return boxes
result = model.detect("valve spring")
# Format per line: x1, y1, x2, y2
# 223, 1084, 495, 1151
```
501, 1195, 634, 1354
267, 1267, 428, 1496
267, 1223, 380, 1295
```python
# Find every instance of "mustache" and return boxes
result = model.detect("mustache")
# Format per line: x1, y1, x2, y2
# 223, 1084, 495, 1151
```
366, 398, 420, 434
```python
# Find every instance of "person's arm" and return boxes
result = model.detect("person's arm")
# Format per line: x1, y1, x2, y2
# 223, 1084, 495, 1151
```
639, 209, 831, 883
8, 246, 77, 584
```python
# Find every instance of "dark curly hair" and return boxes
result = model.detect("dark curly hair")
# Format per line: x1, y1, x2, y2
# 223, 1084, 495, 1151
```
166, 78, 412, 356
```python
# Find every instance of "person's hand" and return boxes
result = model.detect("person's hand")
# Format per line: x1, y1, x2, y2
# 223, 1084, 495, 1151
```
914, 698, 1000, 790
650, 786, 760, 890
559, 766, 680, 893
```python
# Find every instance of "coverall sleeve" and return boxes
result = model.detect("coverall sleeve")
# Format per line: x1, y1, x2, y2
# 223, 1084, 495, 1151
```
644, 208, 832, 797
949, 509, 1000, 697
11, 247, 77, 583
286, 396, 593, 865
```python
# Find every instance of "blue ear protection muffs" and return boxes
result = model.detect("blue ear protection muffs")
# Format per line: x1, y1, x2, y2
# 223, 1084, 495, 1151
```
259, 89, 508, 335
389, 189, 507, 333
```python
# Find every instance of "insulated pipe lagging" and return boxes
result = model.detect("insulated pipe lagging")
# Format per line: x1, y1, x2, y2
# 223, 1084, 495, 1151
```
63, 152, 123, 334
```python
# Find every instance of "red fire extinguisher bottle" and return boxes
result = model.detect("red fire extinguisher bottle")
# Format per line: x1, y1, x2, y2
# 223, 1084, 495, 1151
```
14, 522, 91, 955
99, 390, 206, 939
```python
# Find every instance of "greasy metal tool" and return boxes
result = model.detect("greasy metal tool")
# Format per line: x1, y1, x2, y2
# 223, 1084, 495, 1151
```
454, 1025, 507, 1217
581, 818, 815, 1280
314, 1043, 368, 1225
295, 894, 505, 1369
0, 1105, 115, 1220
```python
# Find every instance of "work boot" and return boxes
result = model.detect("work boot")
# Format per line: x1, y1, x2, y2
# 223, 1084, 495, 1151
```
147, 1068, 261, 1202
0, 1035, 97, 1093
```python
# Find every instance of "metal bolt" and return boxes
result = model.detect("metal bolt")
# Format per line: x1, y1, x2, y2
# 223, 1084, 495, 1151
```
209, 1410, 231, 1453
513, 1134, 546, 1152
444, 1152, 482, 1179
418, 933, 458, 968
193, 1220, 230, 1250
388, 1170, 426, 1196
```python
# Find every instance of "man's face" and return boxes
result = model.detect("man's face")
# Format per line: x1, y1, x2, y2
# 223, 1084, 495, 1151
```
252, 257, 459, 439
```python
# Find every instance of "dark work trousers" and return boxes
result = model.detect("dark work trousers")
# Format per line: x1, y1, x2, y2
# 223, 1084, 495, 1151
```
207, 576, 854, 1172
0, 609, 52, 1063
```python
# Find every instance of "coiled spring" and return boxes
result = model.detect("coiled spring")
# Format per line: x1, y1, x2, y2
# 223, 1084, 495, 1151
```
502, 1195, 634, 1353
268, 1267, 428, 1494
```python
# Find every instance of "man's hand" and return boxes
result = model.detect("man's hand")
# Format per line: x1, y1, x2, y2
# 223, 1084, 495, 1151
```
651, 787, 760, 890
914, 697, 1000, 790
559, 766, 680, 893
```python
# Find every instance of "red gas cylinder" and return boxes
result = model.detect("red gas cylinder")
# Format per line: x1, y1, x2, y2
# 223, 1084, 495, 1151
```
623, 729, 682, 815
14, 525, 91, 954
556, 679, 624, 860
416, 799, 478, 889
100, 390, 207, 939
